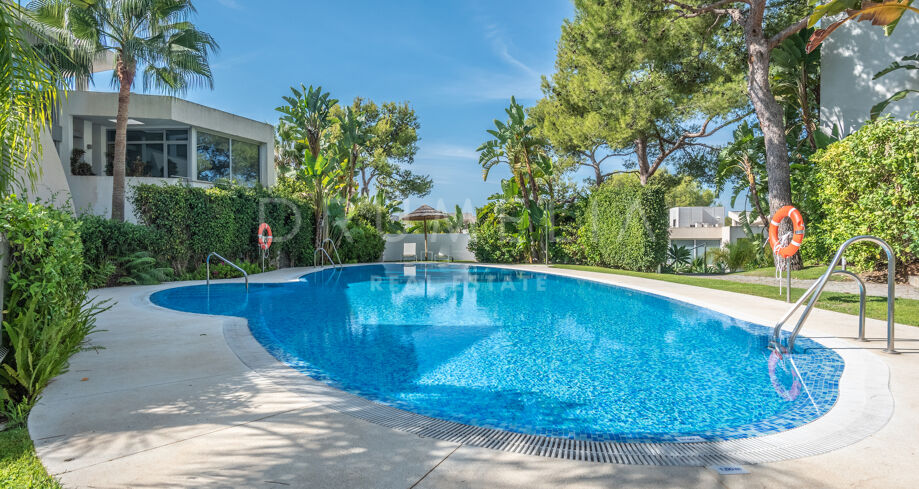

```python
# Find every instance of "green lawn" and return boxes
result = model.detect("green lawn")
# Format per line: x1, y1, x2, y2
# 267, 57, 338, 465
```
0, 427, 60, 489
552, 264, 919, 327
738, 265, 847, 281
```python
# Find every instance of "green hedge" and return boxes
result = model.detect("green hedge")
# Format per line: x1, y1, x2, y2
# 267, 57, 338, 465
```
811, 116, 919, 273
337, 221, 385, 263
579, 179, 668, 271
130, 183, 316, 273
0, 197, 101, 417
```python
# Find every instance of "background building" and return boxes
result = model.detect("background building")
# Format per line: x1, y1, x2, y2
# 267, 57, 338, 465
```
25, 90, 274, 223
668, 207, 765, 260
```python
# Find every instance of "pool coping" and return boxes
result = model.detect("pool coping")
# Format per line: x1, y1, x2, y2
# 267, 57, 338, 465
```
141, 263, 894, 466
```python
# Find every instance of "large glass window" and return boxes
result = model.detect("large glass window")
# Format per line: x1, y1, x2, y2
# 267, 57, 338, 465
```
167, 144, 188, 178
231, 139, 259, 185
106, 128, 189, 177
196, 131, 261, 186
196, 132, 230, 181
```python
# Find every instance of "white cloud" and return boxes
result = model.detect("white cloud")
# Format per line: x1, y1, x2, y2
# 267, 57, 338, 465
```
217, 0, 242, 10
419, 143, 479, 161
438, 70, 544, 102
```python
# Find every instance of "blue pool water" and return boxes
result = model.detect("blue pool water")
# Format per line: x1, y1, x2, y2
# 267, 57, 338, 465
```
151, 264, 844, 441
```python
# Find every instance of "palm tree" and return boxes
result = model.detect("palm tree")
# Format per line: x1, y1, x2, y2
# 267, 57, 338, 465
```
34, 0, 219, 222
1, 2, 63, 195
667, 244, 691, 268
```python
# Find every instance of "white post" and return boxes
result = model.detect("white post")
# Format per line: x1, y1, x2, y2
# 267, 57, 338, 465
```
786, 257, 791, 303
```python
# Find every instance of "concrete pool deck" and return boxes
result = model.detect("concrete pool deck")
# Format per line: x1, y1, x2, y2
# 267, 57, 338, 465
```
28, 264, 919, 488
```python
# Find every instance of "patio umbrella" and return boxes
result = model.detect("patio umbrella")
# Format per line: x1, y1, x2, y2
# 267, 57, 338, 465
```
401, 205, 447, 260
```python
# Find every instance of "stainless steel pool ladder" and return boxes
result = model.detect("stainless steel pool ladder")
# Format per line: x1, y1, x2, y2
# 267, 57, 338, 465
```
313, 238, 342, 268
206, 252, 249, 291
770, 235, 896, 354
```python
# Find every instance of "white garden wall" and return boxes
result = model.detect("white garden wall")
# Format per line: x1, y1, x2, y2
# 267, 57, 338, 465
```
382, 233, 475, 262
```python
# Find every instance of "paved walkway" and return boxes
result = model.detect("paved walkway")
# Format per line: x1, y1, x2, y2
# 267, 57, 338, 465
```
702, 273, 919, 300
27, 265, 919, 488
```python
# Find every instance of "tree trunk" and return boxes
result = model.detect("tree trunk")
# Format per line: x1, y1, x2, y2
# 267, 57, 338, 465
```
746, 23, 800, 268
344, 147, 357, 212
593, 160, 604, 186
515, 172, 539, 263
111, 59, 135, 222
521, 151, 540, 204
635, 137, 650, 185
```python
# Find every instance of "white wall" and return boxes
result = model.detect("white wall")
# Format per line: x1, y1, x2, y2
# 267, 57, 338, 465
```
69, 176, 212, 223
669, 207, 725, 228
14, 129, 73, 212
820, 14, 919, 135
382, 233, 475, 262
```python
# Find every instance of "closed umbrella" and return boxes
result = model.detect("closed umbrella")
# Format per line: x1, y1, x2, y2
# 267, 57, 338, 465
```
401, 205, 447, 260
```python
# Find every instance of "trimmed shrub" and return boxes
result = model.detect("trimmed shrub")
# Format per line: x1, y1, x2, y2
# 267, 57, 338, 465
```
468, 219, 525, 263
337, 221, 385, 263
811, 116, 919, 274
130, 183, 315, 273
0, 197, 103, 419
579, 179, 668, 271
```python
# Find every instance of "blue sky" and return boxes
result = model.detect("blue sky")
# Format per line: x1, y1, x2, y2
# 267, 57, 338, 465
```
97, 0, 738, 212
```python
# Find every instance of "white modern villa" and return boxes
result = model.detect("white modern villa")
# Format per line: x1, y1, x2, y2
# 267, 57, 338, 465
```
27, 89, 275, 222
668, 206, 765, 260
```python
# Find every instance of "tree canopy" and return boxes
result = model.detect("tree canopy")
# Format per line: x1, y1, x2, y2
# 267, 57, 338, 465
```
541, 0, 748, 185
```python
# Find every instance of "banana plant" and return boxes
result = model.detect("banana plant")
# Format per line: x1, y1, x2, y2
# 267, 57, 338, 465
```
871, 53, 919, 119
807, 0, 919, 52
715, 121, 770, 226
478, 97, 547, 262
276, 84, 338, 159
296, 153, 344, 249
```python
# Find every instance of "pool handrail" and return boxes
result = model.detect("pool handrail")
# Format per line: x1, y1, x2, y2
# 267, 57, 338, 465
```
313, 238, 342, 268
206, 252, 249, 291
770, 235, 895, 353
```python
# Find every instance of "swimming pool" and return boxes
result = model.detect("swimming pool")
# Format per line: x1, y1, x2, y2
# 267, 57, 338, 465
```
151, 264, 843, 442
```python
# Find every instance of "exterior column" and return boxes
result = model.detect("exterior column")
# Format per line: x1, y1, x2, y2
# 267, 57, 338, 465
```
189, 127, 197, 181
60, 115, 74, 175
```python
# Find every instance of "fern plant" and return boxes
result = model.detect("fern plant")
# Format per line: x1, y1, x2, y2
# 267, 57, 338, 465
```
117, 252, 174, 285
0, 294, 107, 421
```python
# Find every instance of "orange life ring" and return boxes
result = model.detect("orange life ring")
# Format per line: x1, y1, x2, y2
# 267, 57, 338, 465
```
257, 223, 273, 250
768, 205, 805, 259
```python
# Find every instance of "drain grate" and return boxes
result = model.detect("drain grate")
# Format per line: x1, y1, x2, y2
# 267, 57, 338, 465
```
222, 316, 893, 466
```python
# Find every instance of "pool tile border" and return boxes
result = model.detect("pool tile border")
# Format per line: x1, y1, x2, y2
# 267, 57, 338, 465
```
193, 264, 894, 466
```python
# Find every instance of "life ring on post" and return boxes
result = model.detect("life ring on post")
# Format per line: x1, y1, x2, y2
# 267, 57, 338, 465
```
257, 223, 273, 250
768, 205, 805, 259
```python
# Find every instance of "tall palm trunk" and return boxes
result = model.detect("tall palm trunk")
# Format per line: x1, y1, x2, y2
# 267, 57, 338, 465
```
111, 58, 135, 221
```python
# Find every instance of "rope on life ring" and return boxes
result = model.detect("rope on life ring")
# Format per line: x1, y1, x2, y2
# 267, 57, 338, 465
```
257, 223, 273, 250
768, 205, 805, 259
